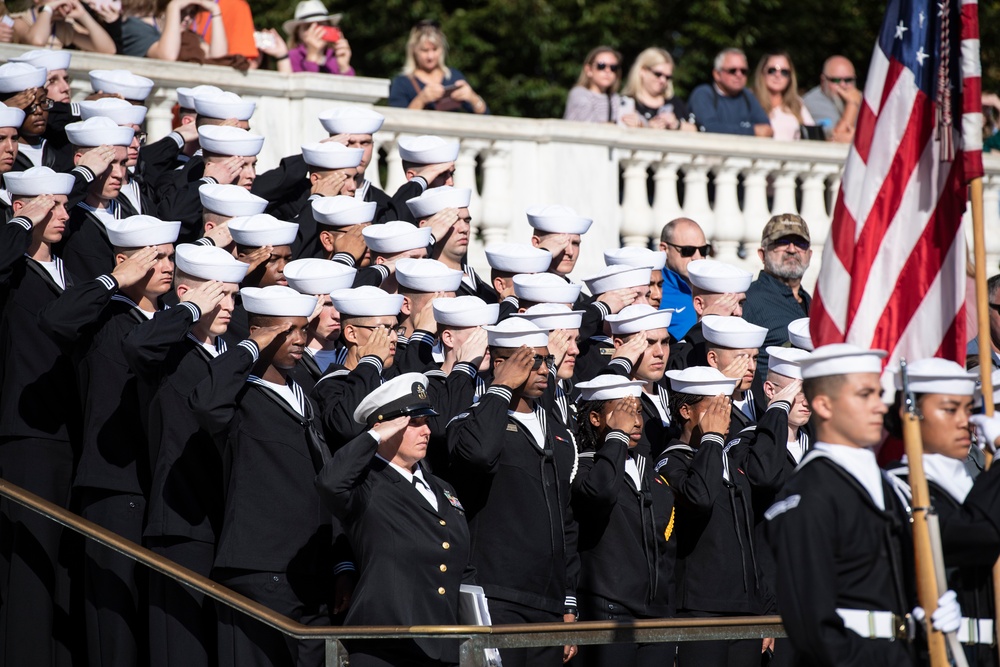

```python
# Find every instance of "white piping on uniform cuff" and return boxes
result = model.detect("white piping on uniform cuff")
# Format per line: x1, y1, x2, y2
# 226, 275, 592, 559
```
168, 131, 184, 150
199, 176, 218, 185
605, 431, 630, 447
769, 400, 791, 415
177, 301, 201, 322
237, 339, 260, 362
594, 301, 610, 318
332, 252, 355, 267
451, 362, 478, 379
373, 264, 390, 282
359, 355, 384, 373
7, 216, 31, 231
96, 274, 117, 291
486, 386, 513, 403
72, 165, 95, 182
608, 358, 632, 373
409, 331, 434, 346
701, 433, 725, 448
333, 562, 356, 574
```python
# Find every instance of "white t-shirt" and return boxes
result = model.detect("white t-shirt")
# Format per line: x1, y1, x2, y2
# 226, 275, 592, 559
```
257, 379, 303, 416
34, 259, 65, 289
509, 410, 545, 450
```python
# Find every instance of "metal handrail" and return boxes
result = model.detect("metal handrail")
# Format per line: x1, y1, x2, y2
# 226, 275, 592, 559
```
0, 478, 786, 666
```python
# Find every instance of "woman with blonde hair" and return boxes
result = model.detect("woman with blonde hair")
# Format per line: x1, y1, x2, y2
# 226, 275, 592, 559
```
563, 45, 622, 123
620, 47, 696, 131
388, 19, 487, 114
752, 52, 815, 141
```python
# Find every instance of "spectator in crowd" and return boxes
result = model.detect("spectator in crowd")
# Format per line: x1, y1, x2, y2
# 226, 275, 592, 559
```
248, 28, 291, 73
119, 0, 226, 61
619, 47, 696, 131
688, 47, 772, 137
984, 92, 1000, 153
967, 274, 1000, 369
742, 214, 812, 385
656, 217, 710, 340
802, 55, 862, 143
388, 19, 488, 114
752, 52, 815, 141
11, 0, 118, 53
563, 45, 623, 123
282, 0, 353, 76
193, 0, 258, 61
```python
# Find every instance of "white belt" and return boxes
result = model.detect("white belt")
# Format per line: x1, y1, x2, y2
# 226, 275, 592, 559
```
957, 617, 994, 645
836, 608, 912, 641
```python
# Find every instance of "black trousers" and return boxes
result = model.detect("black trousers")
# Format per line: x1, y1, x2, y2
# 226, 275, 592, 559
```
78, 488, 147, 667
675, 610, 762, 667
0, 437, 78, 667
147, 537, 217, 667
213, 568, 332, 667
488, 598, 564, 667
577, 594, 677, 667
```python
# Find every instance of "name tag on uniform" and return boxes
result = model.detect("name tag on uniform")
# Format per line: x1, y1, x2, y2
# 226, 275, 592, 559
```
599, 348, 613, 356
506, 423, 519, 432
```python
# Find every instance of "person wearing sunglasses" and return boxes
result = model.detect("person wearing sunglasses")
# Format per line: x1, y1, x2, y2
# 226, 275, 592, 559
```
656, 217, 710, 339
688, 47, 772, 137
619, 47, 696, 131
751, 52, 816, 141
803, 55, 862, 143
563, 45, 624, 123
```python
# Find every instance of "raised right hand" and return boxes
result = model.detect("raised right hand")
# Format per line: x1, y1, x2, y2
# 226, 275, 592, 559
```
371, 414, 410, 441
16, 194, 56, 227
411, 160, 455, 185
249, 321, 292, 353
597, 287, 637, 314
204, 156, 244, 185
333, 223, 368, 262
606, 395, 640, 433
611, 332, 648, 366
179, 279, 226, 315
110, 246, 158, 288
455, 327, 488, 366
419, 207, 459, 244
719, 352, 751, 381
357, 325, 393, 362
77, 144, 117, 176
702, 292, 741, 317
238, 246, 274, 274
491, 345, 536, 390
696, 394, 731, 437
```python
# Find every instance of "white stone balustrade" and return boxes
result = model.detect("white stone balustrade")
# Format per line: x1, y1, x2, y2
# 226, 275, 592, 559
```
3, 44, 1000, 289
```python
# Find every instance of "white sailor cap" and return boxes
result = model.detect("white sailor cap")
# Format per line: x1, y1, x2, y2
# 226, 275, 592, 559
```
241, 285, 317, 317
687, 259, 752, 294
605, 304, 672, 335
484, 318, 548, 348
513, 303, 584, 330
11, 49, 70, 73
88, 69, 154, 101
405, 186, 471, 218
283, 258, 356, 294
319, 106, 385, 135
525, 204, 593, 235
193, 91, 256, 121
512, 273, 581, 304
702, 315, 767, 349
198, 183, 268, 217
4, 166, 74, 196
353, 372, 437, 426
582, 264, 652, 295
362, 221, 431, 255
176, 85, 224, 110
893, 358, 977, 396
433, 295, 499, 327
0, 103, 25, 129
301, 141, 363, 170
800, 344, 887, 380
66, 116, 135, 147
174, 243, 249, 283
0, 63, 46, 93
604, 247, 666, 271
105, 215, 181, 248
395, 258, 463, 292
312, 196, 376, 227
397, 135, 459, 164
331, 286, 404, 317
484, 242, 552, 274
576, 375, 646, 402
766, 346, 811, 380
787, 317, 814, 351
228, 214, 298, 247
198, 125, 264, 157
78, 98, 147, 126
666, 366, 739, 397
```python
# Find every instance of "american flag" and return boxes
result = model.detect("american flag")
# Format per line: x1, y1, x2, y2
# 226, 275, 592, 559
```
810, 0, 983, 365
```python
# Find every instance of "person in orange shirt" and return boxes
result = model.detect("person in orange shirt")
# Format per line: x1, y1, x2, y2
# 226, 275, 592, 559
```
193, 0, 258, 60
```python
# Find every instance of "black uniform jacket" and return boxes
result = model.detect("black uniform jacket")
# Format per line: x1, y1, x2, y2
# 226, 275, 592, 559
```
61, 205, 117, 282
312, 355, 386, 449
573, 431, 676, 618
766, 451, 915, 667
191, 342, 343, 574
598, 358, 674, 460
668, 320, 708, 370
446, 388, 580, 614
316, 431, 474, 662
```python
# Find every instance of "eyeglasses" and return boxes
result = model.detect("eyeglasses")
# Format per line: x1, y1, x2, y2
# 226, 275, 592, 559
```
766, 67, 791, 77
768, 236, 810, 251
644, 67, 672, 80
721, 67, 748, 76
823, 75, 856, 85
136, 132, 148, 145
593, 62, 620, 72
27, 98, 53, 114
495, 354, 556, 370
666, 242, 713, 258
351, 324, 396, 331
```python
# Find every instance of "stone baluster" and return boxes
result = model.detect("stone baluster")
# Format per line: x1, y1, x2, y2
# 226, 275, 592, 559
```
798, 163, 840, 291
382, 136, 405, 196
682, 158, 715, 239
651, 155, 689, 238
741, 159, 778, 268
477, 142, 512, 252
619, 152, 655, 247
711, 158, 750, 266
456, 139, 486, 223
984, 174, 1000, 273
772, 161, 806, 217
145, 87, 174, 143
366, 136, 385, 192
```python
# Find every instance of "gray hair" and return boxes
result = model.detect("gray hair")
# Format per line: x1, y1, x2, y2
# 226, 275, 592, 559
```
714, 47, 746, 71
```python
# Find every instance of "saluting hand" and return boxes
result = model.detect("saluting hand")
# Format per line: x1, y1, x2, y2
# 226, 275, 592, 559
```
204, 155, 244, 186
357, 325, 394, 363
606, 395, 641, 434
455, 327, 488, 366
111, 246, 159, 288
410, 160, 454, 186
312, 170, 349, 197
719, 353, 751, 382
371, 414, 411, 440
202, 221, 233, 250
702, 292, 742, 317
491, 345, 536, 391
693, 394, 731, 441
16, 194, 56, 227
411, 292, 443, 333
547, 328, 572, 368
419, 207, 460, 246
597, 287, 637, 314
179, 279, 226, 315
333, 223, 368, 263
768, 379, 803, 408
612, 331, 648, 366
238, 245, 274, 274
77, 144, 118, 176
248, 322, 293, 354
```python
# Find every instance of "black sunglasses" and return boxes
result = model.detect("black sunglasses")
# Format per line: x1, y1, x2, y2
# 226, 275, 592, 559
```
666, 242, 713, 258
766, 67, 791, 77
495, 353, 555, 370
769, 236, 810, 251
644, 67, 672, 80
722, 67, 748, 76
824, 75, 856, 85
593, 62, 620, 72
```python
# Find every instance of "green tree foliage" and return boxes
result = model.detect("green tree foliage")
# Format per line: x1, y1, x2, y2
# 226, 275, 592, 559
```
254, 0, 998, 120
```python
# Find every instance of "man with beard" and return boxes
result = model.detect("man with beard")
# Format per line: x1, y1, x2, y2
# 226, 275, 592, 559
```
742, 214, 812, 386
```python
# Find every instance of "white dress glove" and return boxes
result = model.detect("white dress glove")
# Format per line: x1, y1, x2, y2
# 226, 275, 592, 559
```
912, 589, 962, 634
969, 414, 1000, 454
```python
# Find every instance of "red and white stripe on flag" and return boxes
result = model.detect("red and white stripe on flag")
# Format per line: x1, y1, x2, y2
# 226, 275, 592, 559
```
810, 0, 983, 367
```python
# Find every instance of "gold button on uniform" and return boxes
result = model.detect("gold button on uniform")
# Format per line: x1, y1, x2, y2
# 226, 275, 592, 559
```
438, 587, 446, 595
439, 519, 447, 526
442, 542, 450, 550
439, 564, 447, 572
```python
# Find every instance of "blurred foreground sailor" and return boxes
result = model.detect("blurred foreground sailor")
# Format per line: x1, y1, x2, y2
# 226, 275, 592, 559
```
316, 372, 474, 667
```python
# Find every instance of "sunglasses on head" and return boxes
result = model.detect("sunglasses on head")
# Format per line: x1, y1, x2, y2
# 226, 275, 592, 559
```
722, 67, 748, 76
666, 242, 713, 258
766, 67, 791, 77
769, 236, 810, 251
824, 75, 856, 85
593, 62, 620, 72
644, 67, 672, 80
